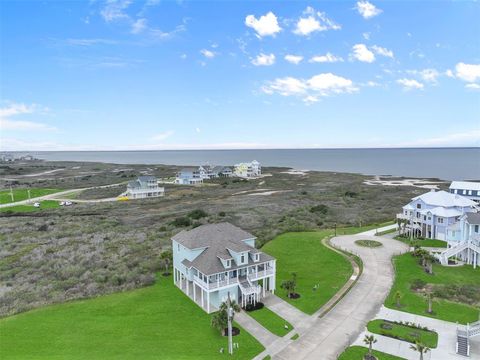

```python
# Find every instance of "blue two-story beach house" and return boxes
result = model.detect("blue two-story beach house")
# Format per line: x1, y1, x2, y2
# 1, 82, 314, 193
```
172, 222, 276, 313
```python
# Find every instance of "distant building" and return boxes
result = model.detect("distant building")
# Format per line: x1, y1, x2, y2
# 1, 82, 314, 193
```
0, 153, 14, 162
126, 176, 164, 199
172, 222, 276, 313
397, 190, 477, 240
234, 160, 261, 178
175, 168, 204, 185
449, 181, 480, 202
212, 166, 233, 178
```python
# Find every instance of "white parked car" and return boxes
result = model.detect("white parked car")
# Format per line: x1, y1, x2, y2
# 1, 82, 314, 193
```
33, 202, 40, 208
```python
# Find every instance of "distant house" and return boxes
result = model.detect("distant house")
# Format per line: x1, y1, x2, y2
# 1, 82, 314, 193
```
234, 160, 261, 178
175, 168, 203, 185
212, 166, 233, 178
126, 176, 164, 199
449, 181, 480, 202
172, 222, 276, 313
443, 212, 480, 268
0, 153, 14, 162
397, 190, 477, 240
19, 154, 36, 161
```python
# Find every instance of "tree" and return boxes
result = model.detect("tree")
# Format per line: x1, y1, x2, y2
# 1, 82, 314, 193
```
281, 272, 297, 298
363, 334, 377, 358
423, 254, 436, 274
424, 290, 434, 314
394, 291, 402, 308
410, 342, 430, 360
211, 299, 241, 335
160, 250, 173, 274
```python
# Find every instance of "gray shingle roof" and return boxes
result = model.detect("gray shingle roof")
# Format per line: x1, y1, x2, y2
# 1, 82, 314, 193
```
172, 222, 274, 275
466, 212, 480, 224
138, 176, 157, 182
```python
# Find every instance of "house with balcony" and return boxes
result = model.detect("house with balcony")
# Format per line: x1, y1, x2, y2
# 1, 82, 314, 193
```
172, 222, 276, 313
442, 212, 480, 268
397, 190, 477, 240
449, 181, 480, 203
234, 160, 261, 178
212, 166, 233, 178
175, 168, 204, 185
126, 176, 164, 199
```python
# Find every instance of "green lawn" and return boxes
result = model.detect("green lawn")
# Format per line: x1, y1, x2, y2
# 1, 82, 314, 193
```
367, 319, 438, 348
246, 307, 293, 337
262, 231, 352, 314
338, 221, 395, 235
0, 275, 264, 360
0, 188, 61, 204
0, 200, 60, 213
386, 253, 480, 324
338, 346, 405, 360
394, 236, 447, 248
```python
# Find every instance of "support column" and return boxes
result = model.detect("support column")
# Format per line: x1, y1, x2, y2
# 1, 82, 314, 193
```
263, 281, 266, 297
186, 280, 189, 296
207, 291, 210, 313
193, 283, 196, 302
201, 288, 204, 308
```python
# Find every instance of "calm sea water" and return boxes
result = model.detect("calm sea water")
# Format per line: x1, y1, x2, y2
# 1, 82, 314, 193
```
15, 148, 480, 181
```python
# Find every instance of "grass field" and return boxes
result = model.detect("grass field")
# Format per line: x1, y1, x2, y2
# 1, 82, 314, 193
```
385, 253, 480, 324
367, 319, 438, 348
0, 188, 61, 204
394, 236, 447, 248
0, 274, 264, 360
0, 200, 60, 213
246, 307, 293, 337
338, 346, 405, 360
262, 231, 353, 314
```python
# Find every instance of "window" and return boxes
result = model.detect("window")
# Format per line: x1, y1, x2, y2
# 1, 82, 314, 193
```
475, 225, 479, 233
241, 254, 245, 263
454, 189, 458, 194
404, 210, 407, 215
438, 217, 444, 224
226, 260, 231, 268
428, 217, 431, 220
468, 190, 472, 195
416, 204, 421, 209
423, 216, 426, 221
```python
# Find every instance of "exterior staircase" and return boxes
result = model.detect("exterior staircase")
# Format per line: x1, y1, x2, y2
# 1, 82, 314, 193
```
456, 321, 480, 357
438, 240, 480, 266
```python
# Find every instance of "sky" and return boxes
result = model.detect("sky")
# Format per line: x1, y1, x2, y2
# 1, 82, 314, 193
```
0, 0, 479, 151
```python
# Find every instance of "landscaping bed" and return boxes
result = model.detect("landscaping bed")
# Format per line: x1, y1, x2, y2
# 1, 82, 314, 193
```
355, 240, 383, 248
338, 346, 405, 360
367, 319, 438, 348
246, 305, 293, 337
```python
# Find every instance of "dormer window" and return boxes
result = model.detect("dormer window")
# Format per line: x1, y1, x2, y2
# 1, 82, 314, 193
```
241, 254, 245, 264
416, 204, 421, 209
254, 253, 259, 262
225, 259, 231, 268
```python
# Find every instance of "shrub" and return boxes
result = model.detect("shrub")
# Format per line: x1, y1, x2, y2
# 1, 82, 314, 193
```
310, 204, 328, 215
344, 191, 358, 198
244, 302, 264, 312
411, 279, 426, 291
218, 211, 226, 217
188, 209, 208, 220
170, 217, 192, 227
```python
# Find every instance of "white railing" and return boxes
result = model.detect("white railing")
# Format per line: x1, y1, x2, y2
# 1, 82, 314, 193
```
247, 268, 274, 281
193, 275, 239, 290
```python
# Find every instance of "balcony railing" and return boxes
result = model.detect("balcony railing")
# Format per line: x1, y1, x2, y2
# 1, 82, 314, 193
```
247, 268, 274, 281
193, 275, 239, 290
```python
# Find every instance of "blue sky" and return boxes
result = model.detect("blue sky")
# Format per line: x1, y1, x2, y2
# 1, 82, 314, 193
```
0, 0, 479, 150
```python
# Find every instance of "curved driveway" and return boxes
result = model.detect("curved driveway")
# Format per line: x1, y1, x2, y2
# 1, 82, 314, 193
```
272, 233, 408, 360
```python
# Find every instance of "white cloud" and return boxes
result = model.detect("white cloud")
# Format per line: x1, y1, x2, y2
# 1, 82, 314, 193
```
65, 38, 119, 46
355, 1, 382, 19
252, 53, 275, 66
371, 45, 394, 58
445, 69, 454, 78
200, 49, 216, 58
352, 44, 375, 63
180, 53, 187, 59
455, 62, 480, 83
362, 32, 370, 40
309, 53, 343, 63
396, 78, 424, 90
262, 73, 357, 103
284, 54, 303, 65
293, 7, 340, 36
0, 102, 56, 131
407, 68, 440, 83
196, 127, 201, 133
100, 0, 132, 22
245, 12, 281, 38
466, 83, 480, 90
400, 130, 480, 147
151, 130, 174, 141
131, 18, 147, 34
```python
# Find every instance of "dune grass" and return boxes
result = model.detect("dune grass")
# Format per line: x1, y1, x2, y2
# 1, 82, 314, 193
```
246, 307, 293, 337
262, 231, 352, 314
0, 275, 264, 360
386, 253, 479, 324
338, 346, 405, 360
0, 188, 61, 204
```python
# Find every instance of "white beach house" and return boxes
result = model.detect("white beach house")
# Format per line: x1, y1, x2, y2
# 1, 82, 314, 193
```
126, 176, 164, 199
234, 160, 261, 178
397, 190, 477, 240
449, 181, 480, 202
175, 168, 204, 185
172, 222, 276, 313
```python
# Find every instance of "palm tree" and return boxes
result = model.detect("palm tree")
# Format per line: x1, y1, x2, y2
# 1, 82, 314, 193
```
394, 291, 402, 308
363, 334, 377, 358
281, 272, 298, 298
410, 342, 430, 360
219, 299, 241, 321
211, 299, 240, 336
424, 291, 434, 314
160, 250, 173, 274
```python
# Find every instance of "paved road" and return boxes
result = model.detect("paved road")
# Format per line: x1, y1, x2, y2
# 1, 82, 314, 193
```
270, 232, 408, 360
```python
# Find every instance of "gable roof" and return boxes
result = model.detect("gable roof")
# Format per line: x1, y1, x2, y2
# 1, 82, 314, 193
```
450, 181, 480, 191
422, 207, 462, 218
465, 212, 480, 225
412, 190, 476, 208
138, 175, 156, 182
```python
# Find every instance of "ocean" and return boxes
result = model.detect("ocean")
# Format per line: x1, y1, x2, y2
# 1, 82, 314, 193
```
14, 148, 480, 181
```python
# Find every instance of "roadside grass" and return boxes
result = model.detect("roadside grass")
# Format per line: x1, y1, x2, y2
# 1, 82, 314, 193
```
376, 227, 398, 236
338, 221, 395, 236
262, 231, 352, 314
367, 319, 438, 348
246, 307, 293, 337
0, 274, 264, 360
338, 346, 405, 360
0, 188, 61, 204
394, 236, 447, 248
386, 253, 480, 324
0, 200, 60, 213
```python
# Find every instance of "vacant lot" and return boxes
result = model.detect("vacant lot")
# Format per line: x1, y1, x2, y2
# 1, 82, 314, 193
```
0, 274, 264, 360
0, 188, 61, 204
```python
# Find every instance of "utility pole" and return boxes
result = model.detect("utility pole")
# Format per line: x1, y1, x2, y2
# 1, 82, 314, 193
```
227, 292, 233, 355
334, 223, 337, 237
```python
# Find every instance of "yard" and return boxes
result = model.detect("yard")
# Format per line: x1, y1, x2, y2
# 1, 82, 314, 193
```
385, 253, 480, 324
0, 200, 60, 213
0, 188, 61, 204
0, 275, 264, 360
367, 319, 438, 348
394, 236, 447, 248
261, 231, 353, 314
338, 346, 405, 360
246, 306, 293, 337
